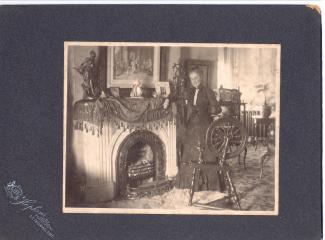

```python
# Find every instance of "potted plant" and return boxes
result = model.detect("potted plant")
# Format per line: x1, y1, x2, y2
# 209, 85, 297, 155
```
255, 83, 272, 118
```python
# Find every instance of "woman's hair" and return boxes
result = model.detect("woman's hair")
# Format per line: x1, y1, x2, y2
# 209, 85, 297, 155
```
189, 67, 203, 79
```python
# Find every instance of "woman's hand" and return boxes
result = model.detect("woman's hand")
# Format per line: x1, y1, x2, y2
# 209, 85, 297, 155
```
212, 114, 221, 121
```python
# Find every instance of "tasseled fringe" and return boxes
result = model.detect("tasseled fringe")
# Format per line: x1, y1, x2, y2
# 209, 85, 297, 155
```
73, 114, 175, 137
72, 98, 175, 137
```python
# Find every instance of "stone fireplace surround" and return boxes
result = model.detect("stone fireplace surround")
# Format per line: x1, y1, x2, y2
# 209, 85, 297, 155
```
71, 113, 177, 203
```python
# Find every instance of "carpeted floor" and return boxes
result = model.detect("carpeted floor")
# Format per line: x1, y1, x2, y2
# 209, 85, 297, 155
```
230, 145, 275, 211
84, 145, 275, 211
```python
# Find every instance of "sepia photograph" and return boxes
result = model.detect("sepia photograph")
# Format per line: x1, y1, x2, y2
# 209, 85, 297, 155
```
0, 3, 321, 240
63, 42, 280, 215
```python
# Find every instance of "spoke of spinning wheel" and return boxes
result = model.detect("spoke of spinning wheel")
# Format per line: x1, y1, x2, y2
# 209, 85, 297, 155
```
212, 136, 224, 142
212, 140, 223, 148
232, 128, 240, 135
213, 143, 223, 150
212, 133, 223, 139
212, 128, 225, 137
212, 137, 224, 144
227, 145, 232, 153
212, 141, 223, 148
212, 131, 223, 138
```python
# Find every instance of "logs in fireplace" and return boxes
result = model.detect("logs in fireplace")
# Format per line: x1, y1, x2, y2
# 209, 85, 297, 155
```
128, 163, 154, 181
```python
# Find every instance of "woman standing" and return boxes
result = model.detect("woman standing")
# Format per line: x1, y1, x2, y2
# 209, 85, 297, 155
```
175, 68, 224, 192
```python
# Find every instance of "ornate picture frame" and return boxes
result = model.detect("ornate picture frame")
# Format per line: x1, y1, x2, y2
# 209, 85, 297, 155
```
108, 45, 160, 88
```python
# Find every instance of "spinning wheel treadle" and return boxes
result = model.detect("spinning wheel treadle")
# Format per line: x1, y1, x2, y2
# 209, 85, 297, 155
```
206, 117, 248, 158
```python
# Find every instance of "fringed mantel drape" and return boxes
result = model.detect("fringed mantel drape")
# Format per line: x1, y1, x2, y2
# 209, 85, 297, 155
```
73, 96, 175, 136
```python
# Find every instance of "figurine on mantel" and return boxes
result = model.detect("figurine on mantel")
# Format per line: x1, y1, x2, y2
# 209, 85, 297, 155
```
74, 50, 99, 99
130, 79, 143, 98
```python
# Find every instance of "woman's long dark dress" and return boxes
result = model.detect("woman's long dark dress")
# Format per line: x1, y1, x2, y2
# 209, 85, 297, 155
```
175, 85, 224, 191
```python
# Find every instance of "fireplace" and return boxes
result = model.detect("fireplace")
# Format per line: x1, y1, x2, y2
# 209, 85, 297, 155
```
117, 130, 169, 199
70, 97, 178, 203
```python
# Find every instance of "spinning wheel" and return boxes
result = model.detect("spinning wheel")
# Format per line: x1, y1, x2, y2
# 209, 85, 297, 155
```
188, 117, 248, 209
206, 117, 248, 159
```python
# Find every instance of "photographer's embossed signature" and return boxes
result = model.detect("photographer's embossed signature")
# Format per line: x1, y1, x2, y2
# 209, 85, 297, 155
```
4, 181, 55, 238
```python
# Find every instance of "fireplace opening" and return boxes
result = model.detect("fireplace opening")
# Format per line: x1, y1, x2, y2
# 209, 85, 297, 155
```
127, 142, 155, 188
116, 130, 169, 199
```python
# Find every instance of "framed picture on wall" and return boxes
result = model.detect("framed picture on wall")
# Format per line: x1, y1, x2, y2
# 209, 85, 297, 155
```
109, 46, 160, 88
185, 59, 212, 87
155, 82, 170, 97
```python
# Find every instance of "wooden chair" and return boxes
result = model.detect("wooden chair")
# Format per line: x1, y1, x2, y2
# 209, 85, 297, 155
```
260, 122, 275, 179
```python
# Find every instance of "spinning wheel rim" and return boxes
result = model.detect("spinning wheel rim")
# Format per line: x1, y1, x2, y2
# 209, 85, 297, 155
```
206, 117, 248, 158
